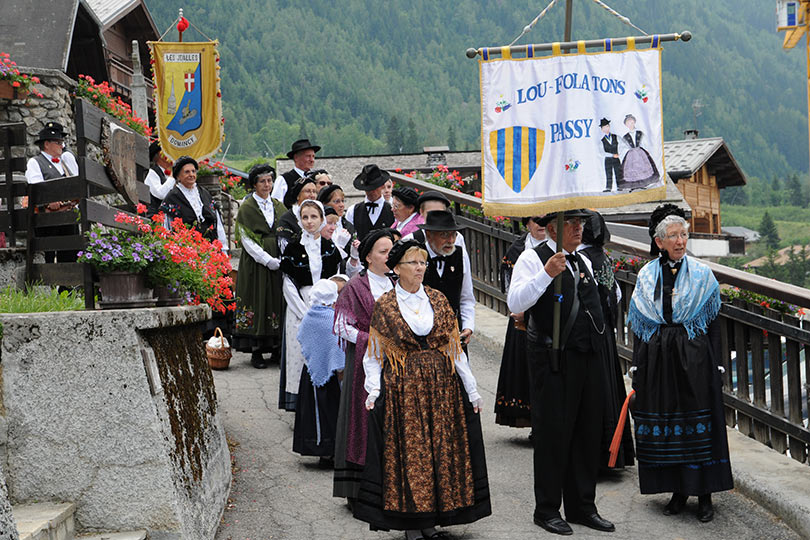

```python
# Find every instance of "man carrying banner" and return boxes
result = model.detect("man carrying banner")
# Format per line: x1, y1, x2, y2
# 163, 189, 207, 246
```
272, 138, 320, 207
507, 209, 614, 536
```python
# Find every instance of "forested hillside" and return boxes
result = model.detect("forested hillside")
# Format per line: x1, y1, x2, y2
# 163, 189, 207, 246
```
144, 0, 808, 181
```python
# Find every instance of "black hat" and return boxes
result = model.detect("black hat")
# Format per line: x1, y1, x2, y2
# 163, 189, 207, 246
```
648, 203, 687, 256
149, 141, 162, 162
286, 138, 321, 159
317, 184, 343, 205
172, 155, 198, 179
284, 175, 317, 208
599, 118, 610, 128
324, 206, 338, 217
391, 186, 418, 207
521, 215, 546, 227
417, 210, 464, 232
385, 239, 425, 270
247, 163, 276, 188
353, 164, 390, 191
35, 122, 67, 143
536, 208, 590, 227
358, 228, 396, 268
582, 209, 610, 247
415, 190, 450, 211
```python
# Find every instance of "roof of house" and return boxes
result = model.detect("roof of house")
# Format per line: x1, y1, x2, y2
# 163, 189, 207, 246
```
722, 226, 761, 242
83, 0, 158, 35
663, 137, 747, 188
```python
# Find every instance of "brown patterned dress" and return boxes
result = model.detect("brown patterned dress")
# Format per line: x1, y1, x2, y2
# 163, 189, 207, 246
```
353, 287, 491, 531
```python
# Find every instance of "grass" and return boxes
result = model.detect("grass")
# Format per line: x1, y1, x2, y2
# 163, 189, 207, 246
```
0, 285, 84, 313
721, 204, 810, 248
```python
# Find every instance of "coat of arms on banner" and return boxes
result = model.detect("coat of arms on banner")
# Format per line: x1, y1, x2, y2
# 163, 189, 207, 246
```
148, 41, 224, 162
479, 47, 667, 216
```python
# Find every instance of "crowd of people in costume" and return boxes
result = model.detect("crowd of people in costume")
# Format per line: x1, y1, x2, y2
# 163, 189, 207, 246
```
27, 128, 732, 537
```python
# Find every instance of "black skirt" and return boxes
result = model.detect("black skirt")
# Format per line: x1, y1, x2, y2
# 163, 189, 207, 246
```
493, 319, 532, 427
631, 325, 733, 495
353, 376, 491, 531
293, 367, 341, 457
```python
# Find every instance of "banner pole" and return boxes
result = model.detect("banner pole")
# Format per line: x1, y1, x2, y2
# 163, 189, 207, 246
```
466, 31, 690, 58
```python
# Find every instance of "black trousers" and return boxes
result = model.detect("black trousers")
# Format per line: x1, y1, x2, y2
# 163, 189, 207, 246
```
604, 158, 622, 190
527, 342, 605, 520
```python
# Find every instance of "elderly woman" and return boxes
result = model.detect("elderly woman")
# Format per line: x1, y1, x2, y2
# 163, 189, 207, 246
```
353, 239, 491, 539
277, 175, 319, 253
233, 164, 287, 369
627, 204, 732, 522
332, 228, 396, 500
494, 216, 545, 432
279, 199, 342, 411
391, 186, 424, 237
159, 155, 228, 250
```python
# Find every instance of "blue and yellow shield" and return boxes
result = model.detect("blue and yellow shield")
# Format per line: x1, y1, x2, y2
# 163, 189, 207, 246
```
489, 126, 545, 193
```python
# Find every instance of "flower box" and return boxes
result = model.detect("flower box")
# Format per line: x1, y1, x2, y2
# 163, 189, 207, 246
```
0, 80, 28, 100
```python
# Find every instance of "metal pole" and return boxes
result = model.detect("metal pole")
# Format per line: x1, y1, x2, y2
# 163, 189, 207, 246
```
466, 31, 690, 58
178, 8, 184, 42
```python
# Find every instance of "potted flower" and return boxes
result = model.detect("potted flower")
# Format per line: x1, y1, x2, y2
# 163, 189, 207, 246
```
0, 52, 44, 100
77, 223, 163, 308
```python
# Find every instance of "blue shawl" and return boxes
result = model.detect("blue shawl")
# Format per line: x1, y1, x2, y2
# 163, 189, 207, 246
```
297, 305, 345, 387
627, 255, 721, 343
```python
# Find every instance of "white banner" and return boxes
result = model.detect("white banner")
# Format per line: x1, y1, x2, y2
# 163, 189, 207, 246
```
480, 47, 666, 216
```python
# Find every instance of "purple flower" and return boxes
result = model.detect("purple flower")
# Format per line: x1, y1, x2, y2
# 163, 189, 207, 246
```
101, 254, 112, 262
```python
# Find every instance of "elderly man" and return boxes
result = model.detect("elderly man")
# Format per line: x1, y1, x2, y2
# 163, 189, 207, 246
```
145, 141, 175, 216
415, 210, 475, 347
272, 138, 320, 206
507, 209, 614, 536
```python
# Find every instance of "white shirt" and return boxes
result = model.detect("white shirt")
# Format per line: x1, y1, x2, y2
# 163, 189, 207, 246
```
144, 168, 175, 200
525, 234, 544, 251
423, 241, 476, 332
240, 193, 278, 267
507, 238, 593, 314
346, 194, 385, 226
334, 270, 393, 344
173, 183, 229, 251
25, 151, 78, 183
270, 166, 305, 203
362, 283, 480, 403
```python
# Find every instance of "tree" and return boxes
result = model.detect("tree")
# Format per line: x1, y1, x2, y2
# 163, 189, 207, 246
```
786, 174, 807, 207
405, 118, 419, 153
447, 125, 456, 151
759, 211, 780, 250
770, 176, 782, 207
298, 115, 308, 140
386, 115, 403, 154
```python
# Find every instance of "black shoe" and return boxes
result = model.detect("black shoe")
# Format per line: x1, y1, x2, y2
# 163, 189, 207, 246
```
318, 456, 335, 469
251, 351, 269, 369
533, 516, 573, 536
663, 493, 688, 516
568, 513, 615, 532
697, 495, 713, 522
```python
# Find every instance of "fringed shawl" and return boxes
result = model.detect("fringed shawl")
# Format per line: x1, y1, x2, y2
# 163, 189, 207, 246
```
367, 286, 463, 377
297, 305, 345, 387
628, 255, 721, 342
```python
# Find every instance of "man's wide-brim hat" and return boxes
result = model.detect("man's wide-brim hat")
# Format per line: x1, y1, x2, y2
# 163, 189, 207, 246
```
536, 208, 591, 227
353, 164, 390, 191
417, 210, 464, 232
286, 138, 321, 159
35, 122, 67, 143
599, 118, 610, 127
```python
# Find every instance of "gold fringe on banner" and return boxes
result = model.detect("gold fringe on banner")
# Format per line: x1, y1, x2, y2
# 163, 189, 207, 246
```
482, 185, 667, 217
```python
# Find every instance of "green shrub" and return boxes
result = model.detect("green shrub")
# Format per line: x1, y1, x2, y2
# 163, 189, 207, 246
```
0, 285, 84, 313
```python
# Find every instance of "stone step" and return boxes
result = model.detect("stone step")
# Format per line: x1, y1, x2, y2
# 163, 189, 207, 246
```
13, 502, 76, 540
76, 531, 147, 540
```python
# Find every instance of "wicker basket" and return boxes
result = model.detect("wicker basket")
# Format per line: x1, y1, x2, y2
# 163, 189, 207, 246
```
206, 327, 232, 370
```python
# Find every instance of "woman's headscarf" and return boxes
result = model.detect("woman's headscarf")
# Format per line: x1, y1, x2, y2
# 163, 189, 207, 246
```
309, 278, 339, 307
284, 175, 317, 208
247, 163, 276, 189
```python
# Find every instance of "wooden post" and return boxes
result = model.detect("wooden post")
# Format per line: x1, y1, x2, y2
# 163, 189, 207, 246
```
3, 125, 15, 246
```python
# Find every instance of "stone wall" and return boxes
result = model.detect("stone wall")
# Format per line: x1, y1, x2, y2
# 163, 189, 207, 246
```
0, 462, 18, 540
0, 305, 231, 540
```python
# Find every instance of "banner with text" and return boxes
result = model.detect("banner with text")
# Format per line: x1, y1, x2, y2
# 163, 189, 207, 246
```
480, 47, 666, 216
148, 41, 224, 162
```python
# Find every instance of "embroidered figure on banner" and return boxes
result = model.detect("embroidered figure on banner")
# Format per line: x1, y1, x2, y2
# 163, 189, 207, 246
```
599, 118, 622, 192
165, 57, 202, 136
619, 113, 659, 190
488, 126, 545, 193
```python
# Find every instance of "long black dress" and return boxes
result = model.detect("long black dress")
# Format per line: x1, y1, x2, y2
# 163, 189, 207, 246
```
494, 232, 533, 428
631, 260, 733, 495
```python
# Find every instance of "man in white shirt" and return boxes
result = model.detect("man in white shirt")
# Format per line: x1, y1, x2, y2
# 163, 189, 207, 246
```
145, 141, 175, 215
345, 164, 395, 242
272, 138, 320, 206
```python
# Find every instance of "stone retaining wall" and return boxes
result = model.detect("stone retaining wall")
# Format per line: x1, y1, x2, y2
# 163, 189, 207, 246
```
0, 305, 230, 540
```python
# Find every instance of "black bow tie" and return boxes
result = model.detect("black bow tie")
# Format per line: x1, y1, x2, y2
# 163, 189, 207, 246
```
431, 254, 447, 263
565, 254, 579, 268
365, 202, 378, 210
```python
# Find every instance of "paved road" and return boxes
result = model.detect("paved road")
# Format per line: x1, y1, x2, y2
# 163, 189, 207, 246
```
212, 335, 799, 540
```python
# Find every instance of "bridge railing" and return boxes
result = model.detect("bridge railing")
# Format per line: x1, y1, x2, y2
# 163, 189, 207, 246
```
389, 171, 810, 464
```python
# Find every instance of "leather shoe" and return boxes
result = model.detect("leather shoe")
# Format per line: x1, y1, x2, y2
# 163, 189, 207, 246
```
697, 495, 714, 522
251, 352, 269, 369
568, 513, 615, 532
663, 493, 688, 516
533, 516, 573, 536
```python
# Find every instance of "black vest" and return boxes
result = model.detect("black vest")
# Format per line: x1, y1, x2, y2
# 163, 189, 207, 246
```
148, 164, 167, 215
281, 169, 302, 208
352, 200, 394, 242
160, 185, 219, 241
527, 244, 605, 352
602, 134, 619, 155
33, 153, 67, 180
423, 247, 464, 323
280, 237, 342, 288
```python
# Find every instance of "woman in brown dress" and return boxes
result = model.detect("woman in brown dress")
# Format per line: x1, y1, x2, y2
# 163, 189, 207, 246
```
353, 239, 491, 540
